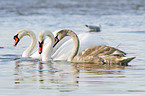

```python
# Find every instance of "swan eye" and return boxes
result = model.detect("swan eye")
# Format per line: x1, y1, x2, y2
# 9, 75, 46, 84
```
13, 34, 20, 46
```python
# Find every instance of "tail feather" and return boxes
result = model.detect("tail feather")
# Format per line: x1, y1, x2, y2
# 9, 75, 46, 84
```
120, 56, 136, 64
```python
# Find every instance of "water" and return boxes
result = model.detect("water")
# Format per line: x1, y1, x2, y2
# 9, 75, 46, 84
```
0, 0, 145, 95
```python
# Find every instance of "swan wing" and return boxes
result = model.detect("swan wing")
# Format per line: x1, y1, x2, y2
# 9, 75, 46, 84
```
72, 45, 134, 64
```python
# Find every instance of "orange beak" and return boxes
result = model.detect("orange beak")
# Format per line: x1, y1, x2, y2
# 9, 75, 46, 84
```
13, 34, 20, 46
38, 41, 44, 54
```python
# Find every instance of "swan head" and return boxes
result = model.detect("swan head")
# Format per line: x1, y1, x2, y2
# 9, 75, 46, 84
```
13, 29, 34, 46
38, 31, 46, 54
53, 29, 73, 47
38, 30, 54, 54
13, 34, 20, 46
38, 33, 45, 54
38, 40, 44, 54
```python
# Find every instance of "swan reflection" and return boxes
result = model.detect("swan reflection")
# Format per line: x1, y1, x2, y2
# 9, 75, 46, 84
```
14, 60, 126, 92
72, 63, 125, 75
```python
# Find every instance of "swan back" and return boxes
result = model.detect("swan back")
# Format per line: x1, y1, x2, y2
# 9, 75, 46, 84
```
72, 45, 135, 64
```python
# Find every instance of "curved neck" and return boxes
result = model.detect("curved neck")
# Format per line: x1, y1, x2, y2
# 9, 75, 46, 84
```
42, 32, 54, 61
21, 31, 37, 57
67, 30, 79, 61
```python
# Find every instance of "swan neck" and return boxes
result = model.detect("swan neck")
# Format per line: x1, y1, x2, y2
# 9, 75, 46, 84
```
42, 32, 54, 61
22, 31, 37, 57
67, 31, 79, 61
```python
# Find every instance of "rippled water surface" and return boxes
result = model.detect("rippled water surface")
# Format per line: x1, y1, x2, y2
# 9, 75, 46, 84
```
0, 0, 145, 95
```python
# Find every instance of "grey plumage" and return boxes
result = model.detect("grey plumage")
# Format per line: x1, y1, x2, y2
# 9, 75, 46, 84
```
85, 24, 101, 32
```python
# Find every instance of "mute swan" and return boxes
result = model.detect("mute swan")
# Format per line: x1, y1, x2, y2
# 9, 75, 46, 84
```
13, 29, 37, 58
30, 30, 70, 58
52, 31, 107, 60
85, 24, 101, 32
38, 30, 54, 62
13, 29, 69, 58
53, 29, 135, 64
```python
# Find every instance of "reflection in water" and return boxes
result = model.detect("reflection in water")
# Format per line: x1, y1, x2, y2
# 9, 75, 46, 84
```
14, 59, 38, 87
14, 60, 126, 92
72, 63, 125, 75
37, 62, 79, 92
14, 60, 79, 92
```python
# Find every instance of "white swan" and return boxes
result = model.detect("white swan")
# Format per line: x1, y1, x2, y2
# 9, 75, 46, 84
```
13, 29, 38, 58
13, 29, 69, 58
32, 30, 70, 59
53, 29, 135, 64
38, 30, 54, 61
